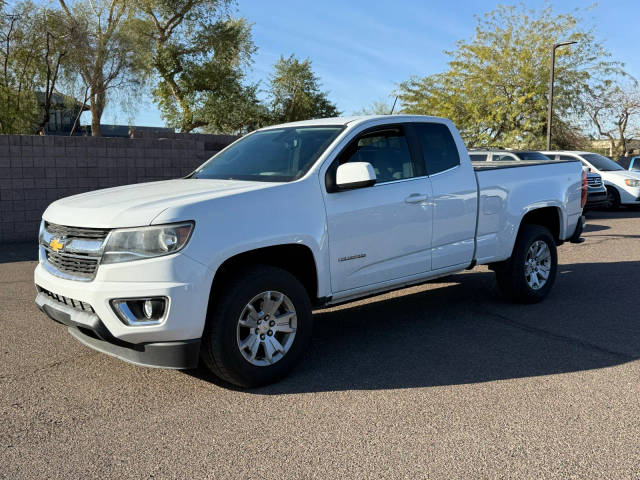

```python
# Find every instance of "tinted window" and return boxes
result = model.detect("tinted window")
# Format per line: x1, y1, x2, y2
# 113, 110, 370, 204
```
469, 154, 488, 161
492, 154, 516, 161
631, 159, 640, 171
340, 129, 416, 183
513, 152, 552, 160
194, 126, 343, 182
582, 153, 624, 171
413, 123, 460, 175
558, 155, 575, 161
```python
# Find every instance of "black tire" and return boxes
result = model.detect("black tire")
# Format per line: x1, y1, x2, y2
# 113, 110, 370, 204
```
200, 265, 313, 388
494, 224, 558, 304
605, 186, 621, 210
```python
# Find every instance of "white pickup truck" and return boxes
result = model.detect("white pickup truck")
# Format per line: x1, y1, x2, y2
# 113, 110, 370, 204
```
35, 115, 586, 387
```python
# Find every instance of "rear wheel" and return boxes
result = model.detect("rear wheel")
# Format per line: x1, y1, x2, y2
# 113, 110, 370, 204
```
201, 265, 313, 388
494, 224, 558, 304
605, 186, 621, 210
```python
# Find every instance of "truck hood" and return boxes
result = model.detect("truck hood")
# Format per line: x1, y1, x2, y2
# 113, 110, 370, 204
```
600, 170, 640, 181
43, 179, 277, 228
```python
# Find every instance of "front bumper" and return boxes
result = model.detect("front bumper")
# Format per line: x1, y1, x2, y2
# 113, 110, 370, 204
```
36, 292, 200, 368
34, 251, 214, 368
585, 190, 608, 208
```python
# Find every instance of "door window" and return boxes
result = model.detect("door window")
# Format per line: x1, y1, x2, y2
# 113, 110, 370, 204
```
469, 154, 488, 162
337, 128, 418, 184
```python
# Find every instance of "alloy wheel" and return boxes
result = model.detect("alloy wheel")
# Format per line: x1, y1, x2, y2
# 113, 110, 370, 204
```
236, 290, 297, 366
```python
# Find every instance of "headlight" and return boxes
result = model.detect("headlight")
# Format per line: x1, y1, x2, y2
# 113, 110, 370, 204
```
102, 222, 194, 264
624, 178, 640, 187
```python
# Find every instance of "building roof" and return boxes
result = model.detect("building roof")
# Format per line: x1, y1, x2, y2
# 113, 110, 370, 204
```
36, 91, 89, 111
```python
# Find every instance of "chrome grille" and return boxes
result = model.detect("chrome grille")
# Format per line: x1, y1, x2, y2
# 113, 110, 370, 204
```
587, 176, 602, 187
37, 285, 95, 313
41, 222, 109, 280
45, 222, 110, 240
44, 248, 99, 278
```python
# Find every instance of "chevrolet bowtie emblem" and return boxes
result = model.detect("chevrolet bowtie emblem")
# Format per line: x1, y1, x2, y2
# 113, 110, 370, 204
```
49, 238, 64, 252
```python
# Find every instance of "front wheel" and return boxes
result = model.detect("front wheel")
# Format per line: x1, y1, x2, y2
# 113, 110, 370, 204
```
605, 186, 621, 210
200, 265, 313, 388
494, 224, 558, 304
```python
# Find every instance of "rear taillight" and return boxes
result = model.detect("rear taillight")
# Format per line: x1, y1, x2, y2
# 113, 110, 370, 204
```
581, 171, 588, 208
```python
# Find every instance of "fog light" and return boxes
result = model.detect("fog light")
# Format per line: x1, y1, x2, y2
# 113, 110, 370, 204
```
143, 299, 153, 319
111, 297, 168, 326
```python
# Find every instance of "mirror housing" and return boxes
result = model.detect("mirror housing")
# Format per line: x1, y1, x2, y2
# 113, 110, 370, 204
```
336, 162, 376, 190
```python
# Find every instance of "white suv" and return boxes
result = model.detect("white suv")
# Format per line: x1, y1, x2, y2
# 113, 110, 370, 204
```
541, 151, 640, 209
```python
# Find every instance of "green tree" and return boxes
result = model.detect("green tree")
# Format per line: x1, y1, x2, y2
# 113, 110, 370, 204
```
58, 0, 147, 136
268, 54, 340, 124
0, 1, 41, 133
35, 7, 73, 134
396, 4, 621, 148
137, 0, 259, 133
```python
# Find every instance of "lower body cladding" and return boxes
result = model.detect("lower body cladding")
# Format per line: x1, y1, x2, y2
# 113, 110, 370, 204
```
33, 252, 213, 369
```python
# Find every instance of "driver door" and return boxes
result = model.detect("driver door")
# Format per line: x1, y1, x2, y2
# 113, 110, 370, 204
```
323, 125, 433, 293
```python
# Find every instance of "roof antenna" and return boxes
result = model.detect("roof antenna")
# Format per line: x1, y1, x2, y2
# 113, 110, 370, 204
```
389, 96, 398, 115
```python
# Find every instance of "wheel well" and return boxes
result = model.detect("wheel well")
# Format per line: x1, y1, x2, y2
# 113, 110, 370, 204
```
605, 185, 620, 197
519, 207, 561, 243
211, 244, 319, 305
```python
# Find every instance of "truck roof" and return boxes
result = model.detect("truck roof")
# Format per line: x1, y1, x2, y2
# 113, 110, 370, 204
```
258, 115, 450, 130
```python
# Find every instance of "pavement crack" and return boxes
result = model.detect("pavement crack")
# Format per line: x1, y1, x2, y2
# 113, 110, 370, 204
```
475, 307, 635, 362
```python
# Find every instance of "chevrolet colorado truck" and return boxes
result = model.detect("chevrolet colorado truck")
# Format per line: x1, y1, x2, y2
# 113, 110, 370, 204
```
35, 115, 586, 387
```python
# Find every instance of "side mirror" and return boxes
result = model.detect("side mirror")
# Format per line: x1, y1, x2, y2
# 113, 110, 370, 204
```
336, 162, 376, 190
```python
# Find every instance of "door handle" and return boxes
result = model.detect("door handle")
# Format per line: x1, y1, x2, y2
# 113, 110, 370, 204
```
404, 193, 428, 204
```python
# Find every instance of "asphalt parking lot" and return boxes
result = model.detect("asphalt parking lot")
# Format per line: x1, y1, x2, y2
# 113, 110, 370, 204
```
1, 209, 639, 479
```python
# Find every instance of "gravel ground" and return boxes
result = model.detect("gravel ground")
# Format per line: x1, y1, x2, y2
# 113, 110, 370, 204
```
1, 209, 639, 479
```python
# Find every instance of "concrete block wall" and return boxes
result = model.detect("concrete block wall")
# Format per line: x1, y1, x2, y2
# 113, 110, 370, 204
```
0, 134, 237, 244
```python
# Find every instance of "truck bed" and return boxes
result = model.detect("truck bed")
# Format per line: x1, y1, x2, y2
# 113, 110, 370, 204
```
472, 159, 584, 266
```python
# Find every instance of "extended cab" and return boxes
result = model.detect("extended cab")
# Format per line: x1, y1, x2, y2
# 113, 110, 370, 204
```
35, 116, 586, 387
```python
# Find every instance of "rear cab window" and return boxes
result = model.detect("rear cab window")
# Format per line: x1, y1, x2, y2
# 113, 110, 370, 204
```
412, 122, 460, 175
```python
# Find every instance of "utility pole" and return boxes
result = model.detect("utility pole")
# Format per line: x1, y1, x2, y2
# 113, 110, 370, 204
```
546, 41, 577, 150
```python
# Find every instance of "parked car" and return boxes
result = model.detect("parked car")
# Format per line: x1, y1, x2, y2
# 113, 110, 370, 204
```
468, 149, 553, 162
468, 149, 606, 209
617, 156, 640, 171
541, 151, 640, 209
35, 115, 586, 387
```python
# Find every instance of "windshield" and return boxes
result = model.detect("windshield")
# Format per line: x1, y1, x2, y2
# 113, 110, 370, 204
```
514, 152, 552, 161
582, 153, 624, 171
193, 126, 344, 182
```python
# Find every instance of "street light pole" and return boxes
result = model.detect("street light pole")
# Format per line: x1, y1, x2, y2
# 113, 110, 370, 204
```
546, 41, 577, 150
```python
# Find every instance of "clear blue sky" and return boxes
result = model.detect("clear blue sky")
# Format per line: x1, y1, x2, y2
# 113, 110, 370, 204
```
102, 0, 640, 128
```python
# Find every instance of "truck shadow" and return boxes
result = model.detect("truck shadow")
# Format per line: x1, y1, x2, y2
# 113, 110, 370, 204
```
189, 259, 640, 394
586, 207, 640, 220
